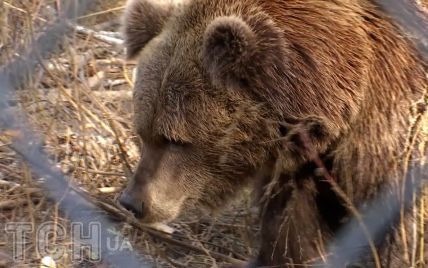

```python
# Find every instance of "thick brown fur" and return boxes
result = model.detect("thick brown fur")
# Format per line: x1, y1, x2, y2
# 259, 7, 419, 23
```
119, 0, 428, 267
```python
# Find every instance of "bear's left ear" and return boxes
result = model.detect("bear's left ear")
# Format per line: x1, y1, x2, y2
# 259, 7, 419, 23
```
122, 0, 176, 59
202, 15, 285, 88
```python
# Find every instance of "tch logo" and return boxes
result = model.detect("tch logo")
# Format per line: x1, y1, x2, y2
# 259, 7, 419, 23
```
4, 221, 133, 263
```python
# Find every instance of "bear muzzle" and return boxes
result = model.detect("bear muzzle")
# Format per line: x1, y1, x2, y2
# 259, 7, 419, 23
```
118, 190, 146, 219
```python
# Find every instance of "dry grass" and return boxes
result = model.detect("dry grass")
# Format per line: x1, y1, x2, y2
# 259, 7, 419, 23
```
0, 1, 427, 268
0, 1, 259, 267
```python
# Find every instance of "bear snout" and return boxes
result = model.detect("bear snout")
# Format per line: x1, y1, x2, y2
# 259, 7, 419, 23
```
118, 191, 146, 219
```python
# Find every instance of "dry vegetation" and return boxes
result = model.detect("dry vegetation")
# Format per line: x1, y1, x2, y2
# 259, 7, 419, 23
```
0, 1, 427, 268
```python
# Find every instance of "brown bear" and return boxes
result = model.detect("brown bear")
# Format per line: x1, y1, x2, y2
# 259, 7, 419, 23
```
118, 0, 428, 267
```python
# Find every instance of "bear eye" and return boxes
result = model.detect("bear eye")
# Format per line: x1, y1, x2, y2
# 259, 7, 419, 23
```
161, 135, 189, 148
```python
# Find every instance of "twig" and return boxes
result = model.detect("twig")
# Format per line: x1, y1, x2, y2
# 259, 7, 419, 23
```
77, 6, 125, 20
0, 179, 20, 187
0, 199, 29, 210
72, 24, 124, 46
97, 187, 121, 194
75, 167, 125, 177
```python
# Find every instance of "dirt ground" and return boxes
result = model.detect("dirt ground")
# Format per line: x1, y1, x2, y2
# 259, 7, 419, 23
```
0, 1, 427, 268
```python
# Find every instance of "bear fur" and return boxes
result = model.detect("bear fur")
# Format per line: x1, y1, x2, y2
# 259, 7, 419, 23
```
119, 0, 428, 267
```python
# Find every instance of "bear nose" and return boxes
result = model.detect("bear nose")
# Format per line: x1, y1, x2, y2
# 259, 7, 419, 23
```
118, 192, 145, 218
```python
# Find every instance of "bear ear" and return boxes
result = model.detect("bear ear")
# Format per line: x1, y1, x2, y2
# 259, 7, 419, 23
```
202, 16, 257, 88
122, 0, 175, 59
